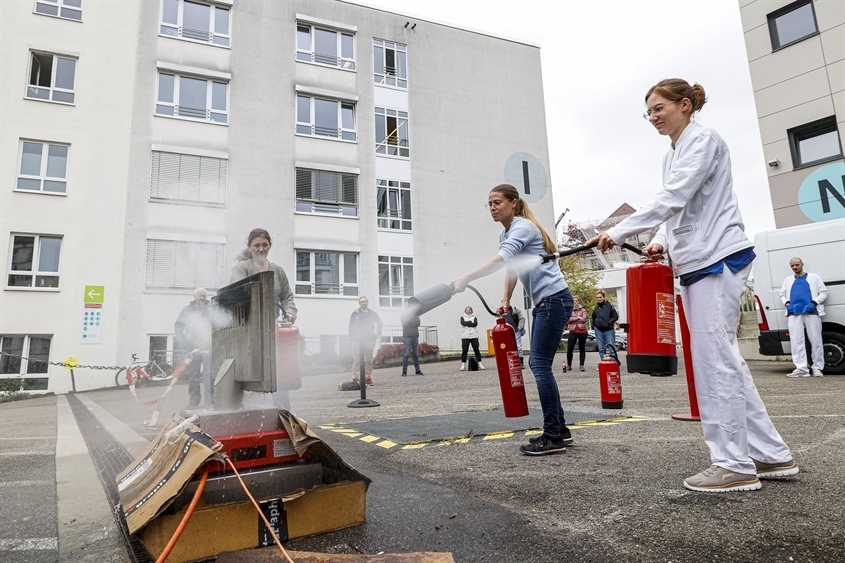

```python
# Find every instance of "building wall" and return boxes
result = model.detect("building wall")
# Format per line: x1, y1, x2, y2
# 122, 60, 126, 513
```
1, 0, 553, 393
739, 0, 845, 227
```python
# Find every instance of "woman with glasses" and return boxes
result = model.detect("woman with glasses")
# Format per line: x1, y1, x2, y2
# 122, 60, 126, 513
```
588, 78, 796, 492
452, 184, 573, 456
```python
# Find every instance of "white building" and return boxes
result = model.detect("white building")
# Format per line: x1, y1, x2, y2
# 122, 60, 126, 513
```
739, 0, 845, 227
0, 0, 554, 393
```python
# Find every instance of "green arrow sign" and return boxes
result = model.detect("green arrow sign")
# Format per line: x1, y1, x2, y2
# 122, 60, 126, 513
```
84, 285, 105, 303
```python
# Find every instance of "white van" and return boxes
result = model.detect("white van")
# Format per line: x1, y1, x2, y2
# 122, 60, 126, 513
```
753, 219, 845, 374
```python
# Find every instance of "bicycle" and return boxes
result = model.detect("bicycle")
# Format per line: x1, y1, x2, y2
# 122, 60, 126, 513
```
114, 353, 173, 388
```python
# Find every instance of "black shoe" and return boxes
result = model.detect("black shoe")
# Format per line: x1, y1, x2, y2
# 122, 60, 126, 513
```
530, 429, 573, 446
520, 434, 567, 456
520, 358, 525, 368
401, 372, 407, 377
415, 370, 424, 375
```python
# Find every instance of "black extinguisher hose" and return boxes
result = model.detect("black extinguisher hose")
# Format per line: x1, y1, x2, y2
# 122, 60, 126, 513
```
539, 241, 645, 263
465, 284, 500, 317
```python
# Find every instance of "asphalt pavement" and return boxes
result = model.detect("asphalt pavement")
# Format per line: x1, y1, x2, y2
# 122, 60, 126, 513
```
1, 350, 843, 563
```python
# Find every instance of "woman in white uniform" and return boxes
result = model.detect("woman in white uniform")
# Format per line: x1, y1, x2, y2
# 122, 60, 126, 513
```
589, 78, 798, 492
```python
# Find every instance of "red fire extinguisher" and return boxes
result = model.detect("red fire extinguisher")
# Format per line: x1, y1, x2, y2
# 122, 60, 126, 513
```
598, 346, 623, 409
491, 317, 529, 418
624, 257, 677, 376
275, 323, 302, 391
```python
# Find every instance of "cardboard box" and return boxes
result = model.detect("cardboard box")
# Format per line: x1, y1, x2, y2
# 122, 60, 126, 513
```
116, 411, 371, 563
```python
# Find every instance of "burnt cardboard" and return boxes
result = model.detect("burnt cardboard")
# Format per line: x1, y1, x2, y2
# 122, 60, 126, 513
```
120, 410, 370, 563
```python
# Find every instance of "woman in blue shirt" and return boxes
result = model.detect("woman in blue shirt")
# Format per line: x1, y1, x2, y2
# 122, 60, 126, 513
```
453, 184, 573, 456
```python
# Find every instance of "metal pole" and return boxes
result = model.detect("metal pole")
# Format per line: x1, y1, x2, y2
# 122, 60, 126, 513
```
69, 369, 76, 393
348, 340, 379, 408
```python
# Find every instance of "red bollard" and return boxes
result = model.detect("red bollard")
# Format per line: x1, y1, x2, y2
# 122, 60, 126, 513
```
672, 295, 700, 421
598, 348, 623, 409
491, 318, 529, 418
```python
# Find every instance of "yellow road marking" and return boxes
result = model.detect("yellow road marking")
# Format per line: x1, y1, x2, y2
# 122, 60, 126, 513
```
377, 440, 397, 449
483, 431, 514, 440
360, 435, 380, 443
402, 443, 428, 449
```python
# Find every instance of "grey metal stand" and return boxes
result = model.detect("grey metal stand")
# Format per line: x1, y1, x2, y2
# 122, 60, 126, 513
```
348, 341, 379, 408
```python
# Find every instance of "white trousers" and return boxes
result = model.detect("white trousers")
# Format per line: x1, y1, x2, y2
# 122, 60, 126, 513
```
787, 313, 824, 371
682, 265, 792, 474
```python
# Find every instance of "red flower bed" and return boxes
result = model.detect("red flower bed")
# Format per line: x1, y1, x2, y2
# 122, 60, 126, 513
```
374, 343, 439, 367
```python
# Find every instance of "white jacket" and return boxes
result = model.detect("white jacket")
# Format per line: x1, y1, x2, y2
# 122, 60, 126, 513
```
780, 272, 828, 317
606, 123, 752, 276
461, 315, 479, 339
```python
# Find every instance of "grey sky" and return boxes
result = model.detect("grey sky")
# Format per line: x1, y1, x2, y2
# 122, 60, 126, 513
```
351, 0, 776, 240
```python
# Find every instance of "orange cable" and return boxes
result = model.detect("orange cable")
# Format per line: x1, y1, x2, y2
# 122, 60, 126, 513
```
155, 466, 209, 563
225, 456, 295, 563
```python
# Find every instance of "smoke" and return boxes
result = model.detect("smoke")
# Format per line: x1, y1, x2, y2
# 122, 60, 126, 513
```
507, 254, 544, 277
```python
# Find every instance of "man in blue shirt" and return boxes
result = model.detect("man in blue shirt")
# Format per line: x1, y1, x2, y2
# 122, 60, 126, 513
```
780, 257, 828, 377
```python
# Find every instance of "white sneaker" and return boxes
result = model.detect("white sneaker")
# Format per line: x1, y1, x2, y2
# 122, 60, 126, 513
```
460, 362, 466, 371
478, 362, 485, 370
786, 368, 810, 378
812, 369, 823, 377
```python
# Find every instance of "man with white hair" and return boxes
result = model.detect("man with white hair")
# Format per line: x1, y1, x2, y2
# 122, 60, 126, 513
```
781, 257, 828, 377
175, 287, 211, 408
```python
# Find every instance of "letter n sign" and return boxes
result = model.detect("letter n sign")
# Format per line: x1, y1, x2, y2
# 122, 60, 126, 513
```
797, 162, 845, 222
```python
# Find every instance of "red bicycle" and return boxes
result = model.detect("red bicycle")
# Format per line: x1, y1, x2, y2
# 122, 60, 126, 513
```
114, 353, 173, 388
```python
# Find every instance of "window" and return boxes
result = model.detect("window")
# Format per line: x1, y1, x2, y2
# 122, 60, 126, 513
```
0, 335, 51, 391
156, 71, 228, 124
7, 234, 62, 289
17, 140, 69, 194
373, 39, 407, 88
160, 0, 230, 46
295, 251, 358, 296
378, 256, 414, 307
34, 0, 82, 20
145, 239, 225, 290
150, 150, 227, 204
26, 51, 76, 104
375, 107, 409, 157
768, 0, 818, 51
376, 179, 412, 230
296, 23, 354, 69
295, 168, 358, 216
296, 95, 356, 140
788, 116, 843, 169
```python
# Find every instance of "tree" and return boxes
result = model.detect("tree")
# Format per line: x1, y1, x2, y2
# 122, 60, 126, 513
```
558, 255, 602, 320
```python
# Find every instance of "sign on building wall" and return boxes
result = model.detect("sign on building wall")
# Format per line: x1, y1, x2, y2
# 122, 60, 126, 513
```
81, 285, 104, 344
797, 162, 845, 222
503, 152, 548, 204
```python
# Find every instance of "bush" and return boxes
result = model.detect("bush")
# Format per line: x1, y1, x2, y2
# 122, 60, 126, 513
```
0, 378, 25, 399
374, 343, 439, 367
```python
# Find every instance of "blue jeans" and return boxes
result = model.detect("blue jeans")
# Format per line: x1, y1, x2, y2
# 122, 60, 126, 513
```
515, 331, 524, 359
402, 335, 420, 373
595, 328, 619, 363
529, 288, 573, 439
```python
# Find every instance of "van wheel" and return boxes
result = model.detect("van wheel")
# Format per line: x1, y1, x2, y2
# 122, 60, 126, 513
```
822, 331, 845, 375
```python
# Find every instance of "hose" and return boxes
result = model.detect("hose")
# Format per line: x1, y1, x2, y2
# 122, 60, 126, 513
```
465, 284, 499, 317
155, 466, 209, 563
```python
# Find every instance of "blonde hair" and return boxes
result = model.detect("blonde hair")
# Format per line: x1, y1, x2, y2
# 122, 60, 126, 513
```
491, 184, 556, 254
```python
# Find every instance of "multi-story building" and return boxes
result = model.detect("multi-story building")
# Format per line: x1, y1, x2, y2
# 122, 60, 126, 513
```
739, 0, 845, 227
0, 0, 554, 393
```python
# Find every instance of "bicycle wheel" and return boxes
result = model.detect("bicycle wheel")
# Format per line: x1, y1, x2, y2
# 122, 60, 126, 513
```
115, 367, 130, 388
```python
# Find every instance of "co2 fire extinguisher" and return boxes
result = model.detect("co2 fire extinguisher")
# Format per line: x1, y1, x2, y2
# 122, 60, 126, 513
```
275, 322, 302, 391
598, 346, 623, 409
491, 317, 529, 418
624, 255, 677, 376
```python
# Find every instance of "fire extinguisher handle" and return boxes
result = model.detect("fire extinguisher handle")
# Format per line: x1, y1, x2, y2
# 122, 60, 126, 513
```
540, 242, 599, 263
620, 242, 645, 256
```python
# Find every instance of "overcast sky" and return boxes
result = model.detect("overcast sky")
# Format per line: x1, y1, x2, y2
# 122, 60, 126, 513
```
351, 0, 777, 241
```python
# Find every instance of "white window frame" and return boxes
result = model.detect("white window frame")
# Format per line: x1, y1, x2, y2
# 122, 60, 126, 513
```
294, 250, 359, 297
376, 179, 412, 231
6, 234, 63, 290
378, 255, 414, 308
296, 95, 357, 141
296, 20, 355, 70
150, 147, 228, 205
0, 334, 52, 391
375, 107, 410, 158
25, 51, 76, 105
373, 38, 407, 89
156, 70, 229, 125
295, 166, 358, 218
16, 139, 70, 195
34, 0, 82, 21
144, 237, 226, 291
160, 0, 231, 48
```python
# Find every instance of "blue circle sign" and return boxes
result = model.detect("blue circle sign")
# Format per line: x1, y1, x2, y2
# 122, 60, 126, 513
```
503, 153, 548, 204
798, 162, 845, 222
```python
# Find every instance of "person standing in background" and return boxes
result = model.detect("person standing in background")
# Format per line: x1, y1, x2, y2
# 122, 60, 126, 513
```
504, 305, 527, 369
401, 313, 424, 377
174, 287, 211, 410
349, 296, 383, 386
459, 306, 485, 371
591, 289, 619, 365
563, 296, 588, 373
781, 257, 827, 377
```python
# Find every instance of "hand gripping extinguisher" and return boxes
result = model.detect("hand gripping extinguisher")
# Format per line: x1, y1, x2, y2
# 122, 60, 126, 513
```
275, 321, 302, 391
598, 345, 623, 409
623, 252, 677, 376
491, 317, 529, 417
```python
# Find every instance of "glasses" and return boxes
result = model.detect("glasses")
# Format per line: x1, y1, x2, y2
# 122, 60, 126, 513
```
643, 102, 675, 121
485, 199, 508, 210
250, 242, 270, 249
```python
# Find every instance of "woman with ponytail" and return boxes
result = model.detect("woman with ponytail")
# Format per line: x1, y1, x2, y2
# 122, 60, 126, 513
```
589, 78, 797, 492
452, 184, 573, 456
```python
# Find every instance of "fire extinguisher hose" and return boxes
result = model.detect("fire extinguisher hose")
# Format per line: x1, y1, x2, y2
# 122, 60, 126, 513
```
540, 242, 645, 263
465, 284, 499, 317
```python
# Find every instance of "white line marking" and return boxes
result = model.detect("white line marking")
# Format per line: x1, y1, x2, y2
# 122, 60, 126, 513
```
0, 480, 51, 488
0, 451, 53, 456
0, 537, 58, 551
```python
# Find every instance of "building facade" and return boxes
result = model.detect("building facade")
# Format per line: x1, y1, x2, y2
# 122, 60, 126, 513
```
739, 0, 845, 227
0, 0, 554, 393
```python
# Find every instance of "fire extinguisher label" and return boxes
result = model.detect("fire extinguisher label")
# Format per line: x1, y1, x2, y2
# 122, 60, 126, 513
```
506, 351, 524, 387
656, 292, 676, 345
606, 371, 621, 395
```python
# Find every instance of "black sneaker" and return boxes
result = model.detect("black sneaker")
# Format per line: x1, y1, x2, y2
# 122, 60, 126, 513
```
529, 429, 573, 446
520, 435, 567, 456
415, 370, 424, 375
401, 372, 407, 377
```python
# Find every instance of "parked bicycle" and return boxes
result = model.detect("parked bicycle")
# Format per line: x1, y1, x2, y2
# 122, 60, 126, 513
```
114, 353, 174, 388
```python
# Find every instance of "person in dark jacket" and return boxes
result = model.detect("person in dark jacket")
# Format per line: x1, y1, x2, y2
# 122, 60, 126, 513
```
349, 297, 383, 385
591, 289, 619, 365
504, 305, 526, 368
174, 287, 211, 409
401, 313, 424, 377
